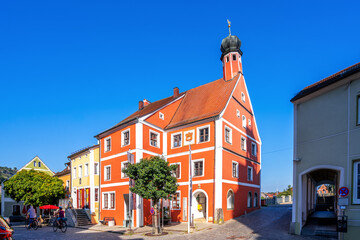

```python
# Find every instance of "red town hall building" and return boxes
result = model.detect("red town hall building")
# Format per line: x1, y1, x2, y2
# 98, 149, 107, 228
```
95, 33, 261, 227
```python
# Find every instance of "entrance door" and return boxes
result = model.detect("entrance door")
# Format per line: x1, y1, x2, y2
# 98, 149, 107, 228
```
192, 191, 207, 221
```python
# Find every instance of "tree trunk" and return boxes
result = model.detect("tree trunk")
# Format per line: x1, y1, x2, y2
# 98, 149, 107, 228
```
153, 200, 160, 235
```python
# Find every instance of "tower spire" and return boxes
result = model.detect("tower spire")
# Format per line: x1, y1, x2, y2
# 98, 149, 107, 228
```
227, 19, 231, 36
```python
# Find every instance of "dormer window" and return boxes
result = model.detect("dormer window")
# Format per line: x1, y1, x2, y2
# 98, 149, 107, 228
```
159, 112, 164, 120
233, 55, 236, 61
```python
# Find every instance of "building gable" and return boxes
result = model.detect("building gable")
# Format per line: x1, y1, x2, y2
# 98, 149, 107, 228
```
19, 156, 54, 176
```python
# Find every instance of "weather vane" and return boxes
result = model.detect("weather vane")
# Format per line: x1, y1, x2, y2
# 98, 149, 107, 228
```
227, 19, 231, 36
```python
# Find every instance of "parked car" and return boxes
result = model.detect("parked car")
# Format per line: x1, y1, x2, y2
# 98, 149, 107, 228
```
0, 215, 13, 240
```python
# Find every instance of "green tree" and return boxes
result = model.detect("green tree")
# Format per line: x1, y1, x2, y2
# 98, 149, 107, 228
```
123, 156, 178, 235
3, 170, 65, 206
278, 185, 293, 197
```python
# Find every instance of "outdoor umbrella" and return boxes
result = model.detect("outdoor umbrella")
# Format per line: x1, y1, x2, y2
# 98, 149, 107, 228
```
39, 205, 59, 220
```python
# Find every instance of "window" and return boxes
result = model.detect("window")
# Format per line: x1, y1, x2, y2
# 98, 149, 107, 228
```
173, 133, 182, 148
66, 180, 70, 190
150, 131, 159, 147
226, 56, 229, 62
247, 192, 252, 208
171, 191, 180, 209
254, 192, 258, 207
357, 95, 360, 125
198, 126, 209, 143
193, 160, 204, 177
242, 115, 246, 128
38, 162, 41, 167
105, 137, 111, 152
122, 162, 129, 178
251, 142, 257, 156
353, 161, 360, 204
227, 190, 234, 209
241, 92, 245, 102
73, 167, 76, 178
248, 119, 251, 127
171, 163, 181, 179
105, 166, 111, 181
94, 163, 99, 175
236, 109, 240, 118
110, 193, 115, 209
103, 193, 108, 209
79, 165, 82, 178
232, 161, 239, 178
85, 163, 89, 176
95, 188, 99, 202
33, 161, 36, 167
225, 126, 232, 144
247, 166, 253, 181
159, 112, 164, 120
232, 55, 236, 61
241, 136, 247, 151
122, 129, 130, 146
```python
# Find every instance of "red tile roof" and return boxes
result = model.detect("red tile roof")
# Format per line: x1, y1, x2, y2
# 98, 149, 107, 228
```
166, 75, 239, 129
96, 73, 240, 137
291, 62, 360, 102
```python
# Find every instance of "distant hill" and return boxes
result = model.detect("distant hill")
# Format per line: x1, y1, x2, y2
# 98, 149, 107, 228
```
0, 166, 17, 182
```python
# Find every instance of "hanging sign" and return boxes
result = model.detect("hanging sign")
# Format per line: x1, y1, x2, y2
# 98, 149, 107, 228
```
150, 207, 155, 215
184, 130, 195, 145
338, 187, 349, 197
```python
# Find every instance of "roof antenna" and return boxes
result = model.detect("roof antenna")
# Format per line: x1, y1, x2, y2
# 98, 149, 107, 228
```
227, 19, 231, 36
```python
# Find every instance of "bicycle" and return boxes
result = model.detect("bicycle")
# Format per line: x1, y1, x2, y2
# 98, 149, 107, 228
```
53, 218, 67, 233
25, 218, 39, 230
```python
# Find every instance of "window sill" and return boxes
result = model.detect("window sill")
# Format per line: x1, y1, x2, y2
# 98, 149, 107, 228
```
227, 208, 234, 210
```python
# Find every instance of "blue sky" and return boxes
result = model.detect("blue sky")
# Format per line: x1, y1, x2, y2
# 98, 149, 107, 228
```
1, 1, 359, 192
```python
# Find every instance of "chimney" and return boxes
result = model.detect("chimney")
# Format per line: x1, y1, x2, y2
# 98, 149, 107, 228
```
143, 99, 151, 107
139, 100, 144, 110
173, 87, 179, 98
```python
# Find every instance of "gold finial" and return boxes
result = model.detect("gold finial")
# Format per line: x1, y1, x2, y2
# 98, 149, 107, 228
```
227, 19, 231, 36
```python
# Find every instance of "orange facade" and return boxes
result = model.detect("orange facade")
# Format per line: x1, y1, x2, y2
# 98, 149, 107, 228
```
96, 33, 261, 227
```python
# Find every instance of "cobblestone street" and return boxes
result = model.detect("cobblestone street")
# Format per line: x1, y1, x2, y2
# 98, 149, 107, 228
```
12, 205, 329, 240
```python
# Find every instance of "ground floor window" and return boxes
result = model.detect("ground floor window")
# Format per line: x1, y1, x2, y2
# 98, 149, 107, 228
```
95, 188, 99, 202
103, 192, 115, 209
254, 192, 258, 207
227, 190, 234, 210
247, 192, 252, 208
12, 205, 20, 215
354, 161, 360, 204
171, 191, 180, 210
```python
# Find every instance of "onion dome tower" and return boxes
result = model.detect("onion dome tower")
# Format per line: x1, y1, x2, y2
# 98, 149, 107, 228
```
220, 21, 243, 81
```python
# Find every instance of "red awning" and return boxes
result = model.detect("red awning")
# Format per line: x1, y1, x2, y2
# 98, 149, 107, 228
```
39, 205, 58, 210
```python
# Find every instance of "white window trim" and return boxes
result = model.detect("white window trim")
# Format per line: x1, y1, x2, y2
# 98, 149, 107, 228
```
192, 159, 205, 177
225, 126, 232, 144
247, 166, 253, 181
95, 187, 99, 202
171, 190, 181, 210
236, 109, 240, 118
84, 163, 89, 176
121, 161, 129, 179
241, 92, 246, 102
354, 161, 360, 204
232, 161, 239, 178
121, 128, 130, 147
104, 136, 111, 152
159, 112, 164, 120
73, 167, 77, 179
242, 115, 247, 129
33, 161, 36, 167
197, 125, 210, 144
227, 189, 235, 210
171, 132, 182, 149
241, 136, 247, 151
78, 165, 83, 178
104, 165, 111, 181
251, 142, 257, 156
102, 191, 116, 210
38, 162, 41, 167
248, 119, 251, 127
149, 130, 160, 148
254, 192, 258, 207
170, 162, 181, 179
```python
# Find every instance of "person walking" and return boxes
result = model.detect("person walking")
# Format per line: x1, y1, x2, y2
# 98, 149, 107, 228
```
27, 206, 37, 229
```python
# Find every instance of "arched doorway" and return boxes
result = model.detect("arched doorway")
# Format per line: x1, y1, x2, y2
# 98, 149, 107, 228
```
298, 165, 344, 237
192, 189, 208, 223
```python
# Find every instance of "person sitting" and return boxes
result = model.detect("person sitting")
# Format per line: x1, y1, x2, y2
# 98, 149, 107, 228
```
54, 207, 65, 226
